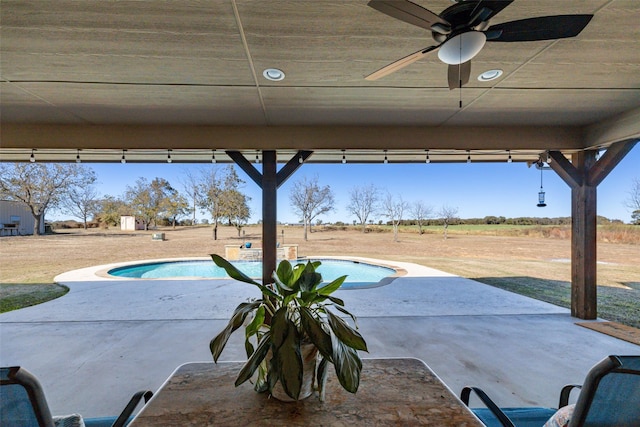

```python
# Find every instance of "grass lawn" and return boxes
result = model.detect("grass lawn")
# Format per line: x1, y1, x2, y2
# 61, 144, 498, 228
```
1, 224, 638, 329
0, 283, 68, 312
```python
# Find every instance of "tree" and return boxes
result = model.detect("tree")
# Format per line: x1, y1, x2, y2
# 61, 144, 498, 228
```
382, 192, 409, 242
124, 177, 177, 230
164, 192, 191, 228
223, 189, 251, 236
289, 175, 335, 241
180, 168, 201, 226
198, 165, 247, 240
410, 201, 433, 235
95, 195, 129, 227
438, 204, 459, 240
0, 163, 96, 235
220, 168, 250, 236
62, 182, 100, 229
198, 166, 224, 239
346, 184, 378, 233
625, 177, 640, 225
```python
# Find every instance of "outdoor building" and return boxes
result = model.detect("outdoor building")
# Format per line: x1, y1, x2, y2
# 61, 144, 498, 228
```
120, 215, 145, 231
0, 199, 42, 236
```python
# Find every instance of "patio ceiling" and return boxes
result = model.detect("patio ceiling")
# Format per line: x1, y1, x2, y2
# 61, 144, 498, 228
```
1, 0, 639, 163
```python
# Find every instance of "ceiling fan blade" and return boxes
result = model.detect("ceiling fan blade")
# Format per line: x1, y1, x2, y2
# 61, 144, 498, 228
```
486, 15, 594, 42
467, 7, 493, 28
447, 61, 471, 90
365, 46, 438, 81
367, 0, 448, 31
484, 29, 503, 40
473, 0, 514, 21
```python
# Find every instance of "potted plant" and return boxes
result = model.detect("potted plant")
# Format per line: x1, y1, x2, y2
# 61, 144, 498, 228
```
209, 254, 368, 401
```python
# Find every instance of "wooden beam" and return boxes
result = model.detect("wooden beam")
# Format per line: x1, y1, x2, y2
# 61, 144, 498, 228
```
276, 150, 313, 188
548, 151, 582, 188
584, 106, 640, 149
588, 139, 638, 187
1, 124, 584, 151
226, 151, 262, 188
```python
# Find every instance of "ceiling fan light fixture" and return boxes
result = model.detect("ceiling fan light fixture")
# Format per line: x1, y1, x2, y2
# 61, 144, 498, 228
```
478, 69, 503, 82
262, 68, 285, 81
437, 31, 486, 65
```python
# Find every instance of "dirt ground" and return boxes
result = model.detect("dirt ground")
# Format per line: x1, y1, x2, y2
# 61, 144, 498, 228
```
1, 225, 638, 289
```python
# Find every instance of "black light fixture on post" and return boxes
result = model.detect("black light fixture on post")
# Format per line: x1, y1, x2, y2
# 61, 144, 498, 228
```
537, 161, 547, 207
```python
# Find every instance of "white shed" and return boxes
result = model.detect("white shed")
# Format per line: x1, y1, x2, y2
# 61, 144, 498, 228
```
120, 215, 144, 231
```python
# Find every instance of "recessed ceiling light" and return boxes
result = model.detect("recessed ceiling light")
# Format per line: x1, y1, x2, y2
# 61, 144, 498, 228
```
478, 69, 503, 82
263, 68, 285, 81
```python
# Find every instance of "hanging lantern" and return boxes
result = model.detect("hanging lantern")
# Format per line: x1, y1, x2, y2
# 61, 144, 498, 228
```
537, 189, 546, 207
537, 163, 547, 207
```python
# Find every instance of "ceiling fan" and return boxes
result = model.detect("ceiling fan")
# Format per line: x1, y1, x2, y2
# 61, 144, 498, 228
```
366, 0, 593, 89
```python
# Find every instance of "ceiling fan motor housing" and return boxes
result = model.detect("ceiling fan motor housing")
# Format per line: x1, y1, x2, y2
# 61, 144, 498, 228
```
431, 2, 490, 45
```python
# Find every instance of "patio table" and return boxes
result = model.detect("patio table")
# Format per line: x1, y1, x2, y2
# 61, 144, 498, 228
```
129, 357, 482, 426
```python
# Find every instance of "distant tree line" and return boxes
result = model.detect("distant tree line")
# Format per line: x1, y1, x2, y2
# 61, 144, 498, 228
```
0, 163, 251, 237
96, 165, 250, 239
2, 162, 637, 238
291, 179, 636, 241
380, 215, 623, 227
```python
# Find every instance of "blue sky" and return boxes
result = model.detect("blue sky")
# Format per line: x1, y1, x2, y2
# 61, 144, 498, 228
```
55, 144, 639, 224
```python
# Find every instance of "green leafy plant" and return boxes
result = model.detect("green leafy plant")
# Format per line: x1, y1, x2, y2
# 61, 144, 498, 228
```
209, 254, 368, 401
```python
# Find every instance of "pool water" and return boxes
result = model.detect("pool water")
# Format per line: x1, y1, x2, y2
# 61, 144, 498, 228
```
108, 259, 395, 289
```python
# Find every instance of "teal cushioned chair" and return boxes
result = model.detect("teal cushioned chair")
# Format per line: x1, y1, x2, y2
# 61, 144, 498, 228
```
461, 355, 640, 427
0, 366, 153, 427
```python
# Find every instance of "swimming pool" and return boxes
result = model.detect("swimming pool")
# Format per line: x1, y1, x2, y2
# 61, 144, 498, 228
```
108, 259, 396, 289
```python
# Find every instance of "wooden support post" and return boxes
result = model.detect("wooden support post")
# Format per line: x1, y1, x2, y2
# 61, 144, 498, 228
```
262, 151, 277, 285
547, 139, 637, 319
226, 150, 313, 284
571, 151, 598, 319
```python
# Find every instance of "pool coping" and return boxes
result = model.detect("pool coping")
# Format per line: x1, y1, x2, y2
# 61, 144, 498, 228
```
63, 256, 407, 288
297, 256, 407, 289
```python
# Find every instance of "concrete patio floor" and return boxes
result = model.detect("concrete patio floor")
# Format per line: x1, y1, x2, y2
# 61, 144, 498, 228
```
1, 257, 638, 418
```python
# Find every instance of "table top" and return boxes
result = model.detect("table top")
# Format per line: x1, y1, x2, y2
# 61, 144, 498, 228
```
130, 358, 482, 426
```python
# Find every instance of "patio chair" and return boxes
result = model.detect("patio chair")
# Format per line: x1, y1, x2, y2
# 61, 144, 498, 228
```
0, 366, 153, 427
460, 355, 640, 427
